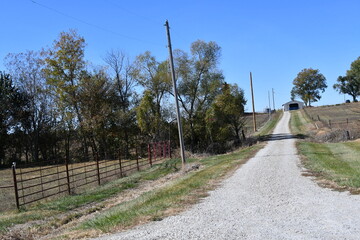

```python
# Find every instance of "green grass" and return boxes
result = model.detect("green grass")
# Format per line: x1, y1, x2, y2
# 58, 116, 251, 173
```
290, 108, 360, 190
255, 111, 282, 137
80, 145, 262, 232
298, 141, 360, 188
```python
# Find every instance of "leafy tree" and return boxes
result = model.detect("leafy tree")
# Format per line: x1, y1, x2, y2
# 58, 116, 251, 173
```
291, 68, 327, 106
78, 69, 117, 159
206, 83, 246, 151
0, 72, 29, 165
43, 29, 89, 161
133, 51, 171, 141
333, 75, 360, 102
5, 50, 55, 162
136, 90, 162, 140
104, 50, 138, 156
175, 40, 224, 152
334, 57, 360, 102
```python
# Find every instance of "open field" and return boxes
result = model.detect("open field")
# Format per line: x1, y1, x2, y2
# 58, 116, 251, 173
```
290, 109, 360, 193
243, 112, 273, 136
303, 102, 360, 129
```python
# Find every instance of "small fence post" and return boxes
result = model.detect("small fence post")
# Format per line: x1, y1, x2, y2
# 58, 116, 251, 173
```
65, 157, 71, 195
154, 142, 157, 162
118, 150, 123, 178
317, 115, 320, 121
163, 141, 166, 158
136, 146, 140, 171
329, 119, 332, 129
169, 140, 171, 158
12, 162, 20, 210
96, 154, 101, 185
148, 144, 152, 167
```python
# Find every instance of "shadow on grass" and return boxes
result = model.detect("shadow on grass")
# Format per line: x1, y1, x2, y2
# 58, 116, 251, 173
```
259, 133, 307, 142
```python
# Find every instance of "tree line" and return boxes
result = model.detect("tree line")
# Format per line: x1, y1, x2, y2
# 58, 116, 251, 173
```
290, 57, 360, 106
0, 29, 247, 167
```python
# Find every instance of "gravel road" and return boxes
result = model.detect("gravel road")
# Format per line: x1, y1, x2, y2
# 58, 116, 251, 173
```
96, 111, 360, 240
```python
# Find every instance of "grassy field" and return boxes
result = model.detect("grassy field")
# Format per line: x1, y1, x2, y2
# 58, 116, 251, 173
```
298, 141, 360, 190
243, 112, 272, 136
290, 108, 360, 193
304, 102, 360, 128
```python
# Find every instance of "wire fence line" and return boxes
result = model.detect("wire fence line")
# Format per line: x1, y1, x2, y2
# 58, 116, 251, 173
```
1, 141, 171, 210
303, 108, 360, 130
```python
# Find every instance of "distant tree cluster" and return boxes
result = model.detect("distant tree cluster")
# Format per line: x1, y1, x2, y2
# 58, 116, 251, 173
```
0, 30, 247, 166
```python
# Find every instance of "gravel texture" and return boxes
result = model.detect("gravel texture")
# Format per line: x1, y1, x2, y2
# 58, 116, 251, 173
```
96, 112, 360, 240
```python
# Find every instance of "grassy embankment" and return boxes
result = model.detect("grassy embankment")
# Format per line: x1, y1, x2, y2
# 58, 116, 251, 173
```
290, 109, 360, 191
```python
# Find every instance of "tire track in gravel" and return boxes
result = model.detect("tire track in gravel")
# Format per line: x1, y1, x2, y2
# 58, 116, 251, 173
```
96, 111, 360, 240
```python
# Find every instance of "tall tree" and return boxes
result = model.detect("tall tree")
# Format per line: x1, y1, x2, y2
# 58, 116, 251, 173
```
333, 75, 360, 102
43, 29, 88, 161
334, 57, 360, 102
291, 68, 327, 106
206, 83, 246, 150
0, 72, 29, 165
5, 50, 55, 162
103, 50, 137, 155
133, 51, 171, 140
78, 69, 116, 159
175, 40, 224, 152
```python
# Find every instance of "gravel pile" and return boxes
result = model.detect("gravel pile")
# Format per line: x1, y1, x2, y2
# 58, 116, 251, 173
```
96, 112, 360, 240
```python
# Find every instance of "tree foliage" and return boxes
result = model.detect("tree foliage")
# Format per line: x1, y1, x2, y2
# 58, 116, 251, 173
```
0, 71, 29, 165
1, 32, 249, 166
334, 57, 360, 102
206, 83, 246, 152
291, 68, 327, 106
175, 40, 224, 152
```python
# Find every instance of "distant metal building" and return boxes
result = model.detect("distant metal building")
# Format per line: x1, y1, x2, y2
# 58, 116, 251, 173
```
282, 100, 305, 111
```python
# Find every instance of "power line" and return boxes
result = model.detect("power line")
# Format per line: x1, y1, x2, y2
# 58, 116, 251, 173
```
30, 0, 163, 47
102, 0, 163, 26
102, 0, 192, 47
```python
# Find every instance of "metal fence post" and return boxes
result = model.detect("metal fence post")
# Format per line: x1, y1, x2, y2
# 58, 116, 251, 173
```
163, 142, 166, 158
118, 150, 123, 178
96, 154, 101, 185
65, 157, 71, 194
136, 146, 140, 171
153, 142, 157, 162
12, 162, 20, 210
169, 140, 172, 158
148, 144, 152, 167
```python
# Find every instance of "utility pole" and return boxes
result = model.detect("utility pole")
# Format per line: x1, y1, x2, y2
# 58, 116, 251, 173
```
272, 88, 275, 111
165, 20, 186, 168
250, 72, 257, 132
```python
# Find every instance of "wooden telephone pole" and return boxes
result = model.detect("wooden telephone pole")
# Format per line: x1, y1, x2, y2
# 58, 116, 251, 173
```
250, 72, 257, 132
165, 20, 186, 168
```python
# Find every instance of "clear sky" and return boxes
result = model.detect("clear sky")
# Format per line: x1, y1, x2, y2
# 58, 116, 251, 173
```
1, 0, 360, 112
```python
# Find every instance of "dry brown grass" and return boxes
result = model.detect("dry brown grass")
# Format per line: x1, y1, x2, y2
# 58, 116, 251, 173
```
302, 102, 360, 141
243, 112, 271, 136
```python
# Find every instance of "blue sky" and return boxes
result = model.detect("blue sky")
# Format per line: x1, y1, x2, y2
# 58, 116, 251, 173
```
1, 0, 360, 111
